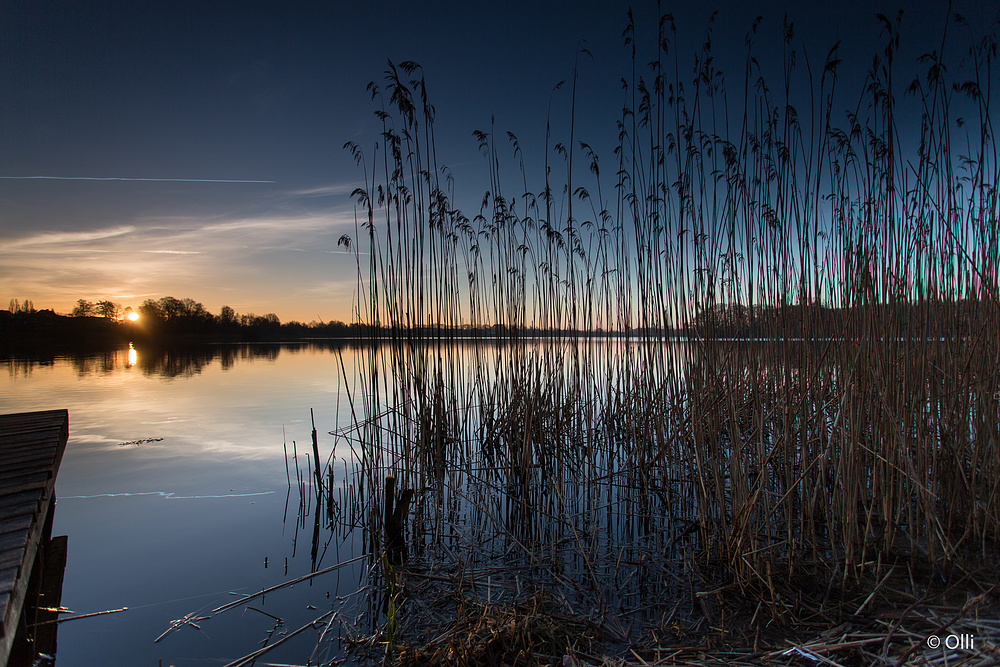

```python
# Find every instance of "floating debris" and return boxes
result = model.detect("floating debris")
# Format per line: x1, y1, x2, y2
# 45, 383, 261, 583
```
117, 437, 164, 447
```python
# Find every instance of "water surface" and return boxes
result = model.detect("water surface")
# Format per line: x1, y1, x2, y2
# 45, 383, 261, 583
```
3, 343, 365, 666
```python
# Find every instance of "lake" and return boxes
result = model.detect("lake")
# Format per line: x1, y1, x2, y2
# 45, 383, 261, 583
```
3, 343, 371, 666
4, 337, 700, 665
5, 334, 996, 665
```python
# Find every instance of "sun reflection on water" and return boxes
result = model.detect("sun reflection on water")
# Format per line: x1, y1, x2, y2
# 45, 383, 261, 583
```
127, 343, 137, 367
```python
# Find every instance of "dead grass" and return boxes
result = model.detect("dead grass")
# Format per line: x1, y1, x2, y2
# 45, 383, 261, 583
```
346, 563, 1000, 666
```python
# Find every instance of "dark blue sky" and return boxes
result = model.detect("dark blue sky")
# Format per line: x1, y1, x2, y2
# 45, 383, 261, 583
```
2, 0, 996, 321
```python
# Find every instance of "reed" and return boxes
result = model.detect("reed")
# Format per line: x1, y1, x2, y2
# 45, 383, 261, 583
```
325, 7, 999, 661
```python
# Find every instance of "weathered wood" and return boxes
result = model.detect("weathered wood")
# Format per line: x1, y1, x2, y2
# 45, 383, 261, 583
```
0, 491, 41, 512
0, 503, 37, 526
27, 535, 68, 656
0, 569, 16, 595
0, 553, 25, 573
0, 409, 68, 666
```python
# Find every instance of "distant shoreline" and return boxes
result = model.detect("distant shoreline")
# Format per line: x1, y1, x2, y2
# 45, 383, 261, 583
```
3, 299, 991, 355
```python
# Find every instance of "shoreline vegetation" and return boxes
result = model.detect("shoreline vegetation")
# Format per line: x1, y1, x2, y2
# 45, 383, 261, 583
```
0, 296, 355, 349
2, 296, 992, 352
298, 6, 999, 667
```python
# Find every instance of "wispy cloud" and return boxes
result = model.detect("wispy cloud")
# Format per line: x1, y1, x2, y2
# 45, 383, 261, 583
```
0, 208, 362, 319
198, 214, 335, 235
302, 279, 359, 294
4, 225, 136, 250
286, 182, 361, 198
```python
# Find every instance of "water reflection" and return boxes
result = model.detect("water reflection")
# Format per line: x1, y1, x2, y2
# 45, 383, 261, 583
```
2, 341, 361, 378
4, 357, 52, 378
1, 344, 372, 665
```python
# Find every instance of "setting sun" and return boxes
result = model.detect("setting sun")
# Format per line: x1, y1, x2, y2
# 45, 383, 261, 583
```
126, 311, 139, 321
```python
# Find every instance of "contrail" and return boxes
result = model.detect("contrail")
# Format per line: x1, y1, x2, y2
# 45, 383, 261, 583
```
1, 175, 275, 183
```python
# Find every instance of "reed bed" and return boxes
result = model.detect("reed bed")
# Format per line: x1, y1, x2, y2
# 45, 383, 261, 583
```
316, 8, 999, 664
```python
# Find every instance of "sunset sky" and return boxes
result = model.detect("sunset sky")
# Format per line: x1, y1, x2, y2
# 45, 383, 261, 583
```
2, 0, 995, 323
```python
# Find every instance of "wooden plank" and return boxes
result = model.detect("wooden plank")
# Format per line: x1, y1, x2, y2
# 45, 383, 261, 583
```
0, 516, 32, 537
0, 491, 39, 512
0, 410, 65, 420
0, 457, 58, 479
0, 423, 65, 439
0, 436, 60, 451
0, 436, 60, 452
0, 495, 49, 638
0, 503, 38, 525
0, 467, 57, 487
0, 409, 68, 665
0, 530, 31, 551
0, 426, 62, 438
0, 550, 24, 572
0, 567, 17, 594
0, 475, 50, 493
0, 476, 49, 498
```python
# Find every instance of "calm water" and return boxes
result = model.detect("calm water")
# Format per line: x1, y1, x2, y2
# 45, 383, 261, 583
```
2, 343, 368, 666
9, 337, 976, 663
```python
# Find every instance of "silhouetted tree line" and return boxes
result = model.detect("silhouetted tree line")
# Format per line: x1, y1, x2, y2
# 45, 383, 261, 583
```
1, 296, 365, 352
9, 294, 992, 353
1, 306, 128, 351
133, 296, 365, 342
692, 298, 998, 340
71, 298, 125, 320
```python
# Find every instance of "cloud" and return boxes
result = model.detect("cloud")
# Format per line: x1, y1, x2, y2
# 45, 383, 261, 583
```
286, 182, 362, 198
3, 225, 136, 250
301, 279, 359, 294
198, 214, 335, 236
0, 207, 362, 319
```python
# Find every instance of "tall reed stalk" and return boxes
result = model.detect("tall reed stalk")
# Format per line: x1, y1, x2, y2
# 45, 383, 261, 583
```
334, 8, 999, 634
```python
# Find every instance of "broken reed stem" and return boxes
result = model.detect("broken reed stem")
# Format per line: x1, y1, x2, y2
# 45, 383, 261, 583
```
28, 606, 128, 627
221, 609, 335, 667
211, 553, 367, 615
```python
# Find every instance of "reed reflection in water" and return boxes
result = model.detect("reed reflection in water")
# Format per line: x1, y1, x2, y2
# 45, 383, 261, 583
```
327, 334, 998, 656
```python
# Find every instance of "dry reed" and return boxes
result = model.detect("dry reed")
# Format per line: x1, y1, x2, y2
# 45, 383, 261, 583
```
319, 7, 999, 664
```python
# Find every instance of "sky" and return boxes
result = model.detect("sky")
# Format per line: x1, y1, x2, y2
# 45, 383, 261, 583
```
2, 0, 997, 323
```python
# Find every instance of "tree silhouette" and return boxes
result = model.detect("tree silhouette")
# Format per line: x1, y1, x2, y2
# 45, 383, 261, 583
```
96, 300, 122, 320
72, 299, 96, 317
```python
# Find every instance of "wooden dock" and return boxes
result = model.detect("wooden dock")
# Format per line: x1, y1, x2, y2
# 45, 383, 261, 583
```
0, 410, 69, 666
